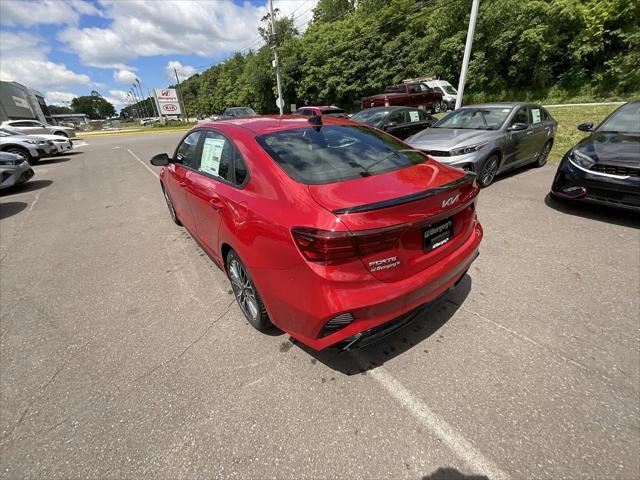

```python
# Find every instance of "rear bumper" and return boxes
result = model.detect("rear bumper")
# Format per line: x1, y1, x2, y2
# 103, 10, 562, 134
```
551, 157, 640, 211
254, 221, 483, 350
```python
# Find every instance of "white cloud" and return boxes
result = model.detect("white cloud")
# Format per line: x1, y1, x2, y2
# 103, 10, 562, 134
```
45, 91, 77, 105
166, 61, 196, 82
113, 69, 138, 85
0, 31, 93, 92
105, 89, 132, 111
0, 0, 101, 27
58, 0, 318, 69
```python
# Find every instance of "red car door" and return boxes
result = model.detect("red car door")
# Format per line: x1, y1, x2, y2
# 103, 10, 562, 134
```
184, 129, 249, 264
166, 130, 203, 230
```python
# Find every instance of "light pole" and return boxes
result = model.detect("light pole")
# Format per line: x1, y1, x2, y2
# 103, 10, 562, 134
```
455, 0, 480, 110
126, 93, 136, 119
130, 88, 142, 119
134, 79, 150, 117
269, 0, 284, 115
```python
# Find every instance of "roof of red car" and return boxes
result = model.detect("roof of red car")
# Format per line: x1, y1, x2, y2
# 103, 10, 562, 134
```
198, 115, 355, 135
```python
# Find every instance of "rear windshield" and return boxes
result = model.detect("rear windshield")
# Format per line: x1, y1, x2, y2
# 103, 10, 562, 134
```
256, 125, 427, 185
322, 109, 346, 117
384, 85, 405, 93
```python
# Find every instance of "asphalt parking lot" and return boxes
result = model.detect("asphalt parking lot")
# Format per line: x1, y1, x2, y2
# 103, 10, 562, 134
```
1, 131, 638, 479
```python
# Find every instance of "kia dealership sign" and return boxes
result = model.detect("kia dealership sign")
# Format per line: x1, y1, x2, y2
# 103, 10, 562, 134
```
154, 88, 181, 115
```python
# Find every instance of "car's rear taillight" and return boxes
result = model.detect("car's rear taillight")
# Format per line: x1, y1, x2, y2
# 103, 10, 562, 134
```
291, 226, 405, 263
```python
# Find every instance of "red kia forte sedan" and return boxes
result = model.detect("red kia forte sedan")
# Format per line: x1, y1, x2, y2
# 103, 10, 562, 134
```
150, 116, 483, 350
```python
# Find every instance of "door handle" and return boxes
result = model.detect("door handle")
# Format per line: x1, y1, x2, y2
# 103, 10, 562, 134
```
209, 195, 225, 211
526, 131, 534, 135
178, 180, 190, 187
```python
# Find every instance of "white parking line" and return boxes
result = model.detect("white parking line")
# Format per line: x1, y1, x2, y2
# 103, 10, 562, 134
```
127, 149, 158, 179
367, 366, 511, 480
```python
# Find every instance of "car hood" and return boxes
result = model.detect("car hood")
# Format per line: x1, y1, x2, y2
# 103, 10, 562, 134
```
29, 134, 68, 141
406, 128, 498, 150
575, 132, 640, 166
0, 134, 50, 142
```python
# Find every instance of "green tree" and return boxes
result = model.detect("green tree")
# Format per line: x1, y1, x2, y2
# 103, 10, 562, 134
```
71, 93, 116, 119
47, 105, 74, 115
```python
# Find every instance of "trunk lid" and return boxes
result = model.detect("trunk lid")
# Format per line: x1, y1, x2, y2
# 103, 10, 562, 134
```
308, 161, 479, 282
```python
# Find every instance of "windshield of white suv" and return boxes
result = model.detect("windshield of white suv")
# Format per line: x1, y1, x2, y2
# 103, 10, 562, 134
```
433, 107, 513, 130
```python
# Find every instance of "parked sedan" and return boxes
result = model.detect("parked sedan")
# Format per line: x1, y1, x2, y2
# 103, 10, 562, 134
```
150, 116, 483, 351
406, 103, 557, 187
0, 152, 34, 189
0, 128, 72, 155
351, 106, 435, 139
0, 130, 56, 163
1, 119, 75, 138
551, 101, 639, 211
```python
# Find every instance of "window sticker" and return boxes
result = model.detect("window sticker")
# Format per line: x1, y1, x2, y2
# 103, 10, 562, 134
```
200, 137, 226, 176
531, 108, 541, 124
409, 110, 421, 122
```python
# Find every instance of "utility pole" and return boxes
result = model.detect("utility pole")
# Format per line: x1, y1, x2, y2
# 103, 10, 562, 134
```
269, 0, 284, 115
135, 79, 149, 118
455, 0, 480, 110
173, 67, 188, 121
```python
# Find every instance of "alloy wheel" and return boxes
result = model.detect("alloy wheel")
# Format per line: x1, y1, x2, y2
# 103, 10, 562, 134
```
537, 142, 551, 167
433, 102, 441, 113
480, 156, 499, 187
229, 258, 259, 322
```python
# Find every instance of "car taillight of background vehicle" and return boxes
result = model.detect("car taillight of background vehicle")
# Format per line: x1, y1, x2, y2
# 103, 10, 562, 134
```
291, 226, 406, 262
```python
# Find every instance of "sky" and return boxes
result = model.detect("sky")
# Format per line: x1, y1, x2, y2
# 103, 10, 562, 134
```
0, 0, 317, 111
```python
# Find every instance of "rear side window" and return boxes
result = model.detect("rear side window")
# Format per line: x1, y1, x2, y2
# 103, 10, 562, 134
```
529, 107, 543, 124
256, 125, 427, 185
199, 131, 232, 181
175, 131, 202, 169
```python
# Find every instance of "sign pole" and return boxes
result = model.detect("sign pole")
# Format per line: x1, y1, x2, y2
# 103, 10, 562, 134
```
173, 67, 188, 121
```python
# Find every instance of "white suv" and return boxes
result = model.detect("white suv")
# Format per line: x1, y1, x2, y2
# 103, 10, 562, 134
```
1, 120, 76, 138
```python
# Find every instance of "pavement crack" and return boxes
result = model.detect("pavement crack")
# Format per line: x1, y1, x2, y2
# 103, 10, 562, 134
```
133, 299, 235, 383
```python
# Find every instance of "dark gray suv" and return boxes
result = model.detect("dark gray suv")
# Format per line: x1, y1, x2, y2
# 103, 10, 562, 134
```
406, 103, 557, 187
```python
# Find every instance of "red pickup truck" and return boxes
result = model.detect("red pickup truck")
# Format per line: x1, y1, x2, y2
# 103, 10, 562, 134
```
361, 82, 444, 112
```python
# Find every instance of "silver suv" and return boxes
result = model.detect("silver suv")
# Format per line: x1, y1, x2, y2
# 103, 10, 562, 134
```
1, 120, 76, 138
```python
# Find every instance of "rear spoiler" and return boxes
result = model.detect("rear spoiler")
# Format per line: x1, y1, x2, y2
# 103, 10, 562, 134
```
333, 172, 477, 215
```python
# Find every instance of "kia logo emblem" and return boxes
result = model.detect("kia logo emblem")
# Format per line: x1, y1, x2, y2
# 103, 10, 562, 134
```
441, 194, 460, 208
161, 89, 170, 96
162, 104, 177, 111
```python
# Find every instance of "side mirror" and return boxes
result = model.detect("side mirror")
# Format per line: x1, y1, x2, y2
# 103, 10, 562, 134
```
578, 122, 594, 132
150, 153, 170, 166
508, 122, 528, 131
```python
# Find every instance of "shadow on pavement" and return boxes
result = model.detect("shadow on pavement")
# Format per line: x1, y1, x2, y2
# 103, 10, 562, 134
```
0, 201, 28, 220
37, 156, 72, 164
544, 193, 640, 228
491, 161, 542, 185
0, 179, 53, 196
294, 275, 471, 375
422, 467, 489, 480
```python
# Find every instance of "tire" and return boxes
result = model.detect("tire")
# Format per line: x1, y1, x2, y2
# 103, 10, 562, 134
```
535, 141, 552, 167
478, 154, 500, 188
226, 250, 272, 331
433, 101, 441, 114
161, 184, 182, 226
4, 147, 34, 164
440, 101, 448, 112
53, 131, 69, 138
